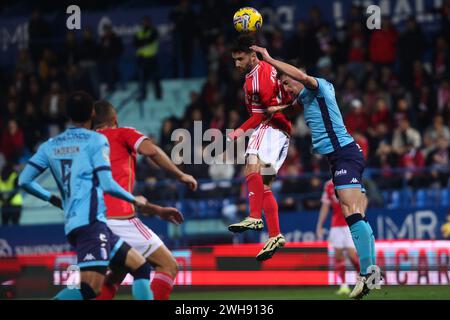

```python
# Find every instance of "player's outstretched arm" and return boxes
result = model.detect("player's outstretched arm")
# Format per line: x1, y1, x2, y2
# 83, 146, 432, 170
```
136, 196, 184, 225
18, 164, 62, 209
138, 140, 198, 191
250, 45, 318, 90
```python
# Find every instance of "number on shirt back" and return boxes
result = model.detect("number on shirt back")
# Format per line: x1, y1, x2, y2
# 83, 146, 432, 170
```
60, 159, 73, 198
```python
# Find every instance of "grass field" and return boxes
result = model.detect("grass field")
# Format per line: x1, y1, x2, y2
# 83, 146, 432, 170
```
115, 286, 450, 300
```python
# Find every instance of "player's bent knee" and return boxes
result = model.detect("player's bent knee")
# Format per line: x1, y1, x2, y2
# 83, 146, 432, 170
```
131, 262, 151, 280
109, 241, 131, 270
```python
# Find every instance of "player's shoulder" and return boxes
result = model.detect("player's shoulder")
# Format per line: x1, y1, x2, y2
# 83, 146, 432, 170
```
90, 130, 109, 145
324, 179, 334, 190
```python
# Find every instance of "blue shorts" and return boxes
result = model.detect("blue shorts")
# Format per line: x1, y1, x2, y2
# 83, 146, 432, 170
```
67, 221, 124, 269
326, 141, 366, 192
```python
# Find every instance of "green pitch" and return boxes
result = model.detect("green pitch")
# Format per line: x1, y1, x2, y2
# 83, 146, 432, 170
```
116, 286, 450, 300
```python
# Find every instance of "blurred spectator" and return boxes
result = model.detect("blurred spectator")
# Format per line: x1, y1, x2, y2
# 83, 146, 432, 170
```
369, 17, 398, 68
28, 9, 52, 63
398, 18, 425, 88
0, 162, 22, 226
424, 114, 450, 141
62, 31, 79, 67
433, 36, 449, 82
41, 82, 66, 136
21, 102, 42, 150
15, 49, 35, 76
170, 0, 198, 78
78, 27, 100, 97
441, 212, 450, 239
287, 21, 320, 70
99, 24, 123, 92
345, 21, 366, 81
345, 99, 368, 135
392, 118, 421, 155
134, 16, 162, 101
0, 120, 24, 162
426, 135, 450, 188
398, 143, 426, 188
437, 80, 450, 112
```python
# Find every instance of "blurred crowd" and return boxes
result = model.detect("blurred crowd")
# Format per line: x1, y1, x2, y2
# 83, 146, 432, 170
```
0, 1, 450, 221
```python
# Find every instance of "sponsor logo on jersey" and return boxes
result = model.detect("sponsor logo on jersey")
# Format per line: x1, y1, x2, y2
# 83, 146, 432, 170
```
83, 253, 95, 261
350, 178, 359, 183
334, 169, 347, 177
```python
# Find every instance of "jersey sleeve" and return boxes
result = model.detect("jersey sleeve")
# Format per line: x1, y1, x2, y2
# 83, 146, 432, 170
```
28, 143, 49, 173
121, 127, 147, 152
90, 134, 111, 170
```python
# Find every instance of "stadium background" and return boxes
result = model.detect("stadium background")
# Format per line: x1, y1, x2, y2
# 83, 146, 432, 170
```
0, 0, 449, 299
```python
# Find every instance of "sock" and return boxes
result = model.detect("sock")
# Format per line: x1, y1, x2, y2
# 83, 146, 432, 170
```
335, 257, 346, 285
131, 262, 153, 300
246, 173, 264, 219
96, 283, 119, 300
263, 190, 280, 237
132, 279, 153, 300
151, 272, 175, 300
346, 213, 372, 276
54, 288, 83, 300
364, 216, 377, 266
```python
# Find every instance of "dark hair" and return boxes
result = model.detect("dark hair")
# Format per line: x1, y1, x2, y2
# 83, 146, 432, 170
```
93, 100, 116, 128
231, 34, 256, 54
66, 91, 94, 122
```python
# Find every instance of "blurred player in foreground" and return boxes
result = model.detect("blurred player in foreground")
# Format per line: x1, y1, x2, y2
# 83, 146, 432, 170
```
227, 35, 294, 261
316, 179, 360, 295
19, 91, 154, 300
93, 100, 197, 300
251, 45, 377, 299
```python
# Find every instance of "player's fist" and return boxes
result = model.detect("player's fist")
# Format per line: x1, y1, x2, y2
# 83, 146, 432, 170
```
179, 173, 198, 191
133, 195, 149, 209
49, 195, 63, 209
250, 45, 271, 61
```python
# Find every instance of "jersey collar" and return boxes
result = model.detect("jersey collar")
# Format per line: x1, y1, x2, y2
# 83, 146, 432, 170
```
246, 62, 260, 78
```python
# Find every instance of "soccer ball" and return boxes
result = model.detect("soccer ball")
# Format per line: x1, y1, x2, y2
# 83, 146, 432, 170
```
233, 7, 263, 33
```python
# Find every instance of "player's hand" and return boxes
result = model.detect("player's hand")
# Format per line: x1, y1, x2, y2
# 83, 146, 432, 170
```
156, 206, 184, 225
316, 226, 324, 240
265, 105, 284, 116
250, 45, 271, 61
49, 195, 63, 210
179, 173, 198, 191
133, 195, 149, 210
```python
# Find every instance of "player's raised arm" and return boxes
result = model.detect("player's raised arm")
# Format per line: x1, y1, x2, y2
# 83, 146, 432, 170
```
138, 140, 198, 191
250, 45, 318, 90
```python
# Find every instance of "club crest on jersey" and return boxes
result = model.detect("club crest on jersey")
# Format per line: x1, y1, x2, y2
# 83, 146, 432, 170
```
252, 93, 260, 102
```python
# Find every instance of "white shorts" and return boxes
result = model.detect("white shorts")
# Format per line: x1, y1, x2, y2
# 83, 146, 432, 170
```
329, 226, 355, 249
245, 124, 289, 175
107, 217, 163, 258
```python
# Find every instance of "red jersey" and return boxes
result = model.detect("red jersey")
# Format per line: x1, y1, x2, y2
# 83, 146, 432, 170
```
97, 127, 147, 218
321, 180, 347, 227
239, 60, 292, 135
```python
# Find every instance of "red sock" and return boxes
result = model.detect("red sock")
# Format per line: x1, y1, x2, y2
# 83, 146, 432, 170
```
151, 272, 174, 300
246, 173, 264, 219
96, 283, 119, 300
350, 255, 361, 273
263, 190, 280, 237
335, 258, 346, 284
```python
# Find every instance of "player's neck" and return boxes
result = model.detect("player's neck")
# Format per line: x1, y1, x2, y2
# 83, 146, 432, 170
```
248, 59, 260, 74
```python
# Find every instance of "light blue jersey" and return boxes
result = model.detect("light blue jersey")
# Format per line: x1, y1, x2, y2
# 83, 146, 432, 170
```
297, 78, 354, 154
19, 126, 135, 235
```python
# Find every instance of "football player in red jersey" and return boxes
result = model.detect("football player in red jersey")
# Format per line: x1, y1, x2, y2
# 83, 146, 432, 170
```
316, 180, 361, 295
227, 35, 294, 261
93, 100, 197, 300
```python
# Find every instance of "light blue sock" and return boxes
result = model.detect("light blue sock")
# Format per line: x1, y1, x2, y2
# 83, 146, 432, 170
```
365, 220, 377, 266
348, 220, 373, 276
54, 288, 84, 300
132, 279, 153, 300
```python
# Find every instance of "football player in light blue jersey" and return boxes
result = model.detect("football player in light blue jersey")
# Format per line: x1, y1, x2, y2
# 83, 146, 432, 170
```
250, 45, 378, 299
19, 91, 155, 300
